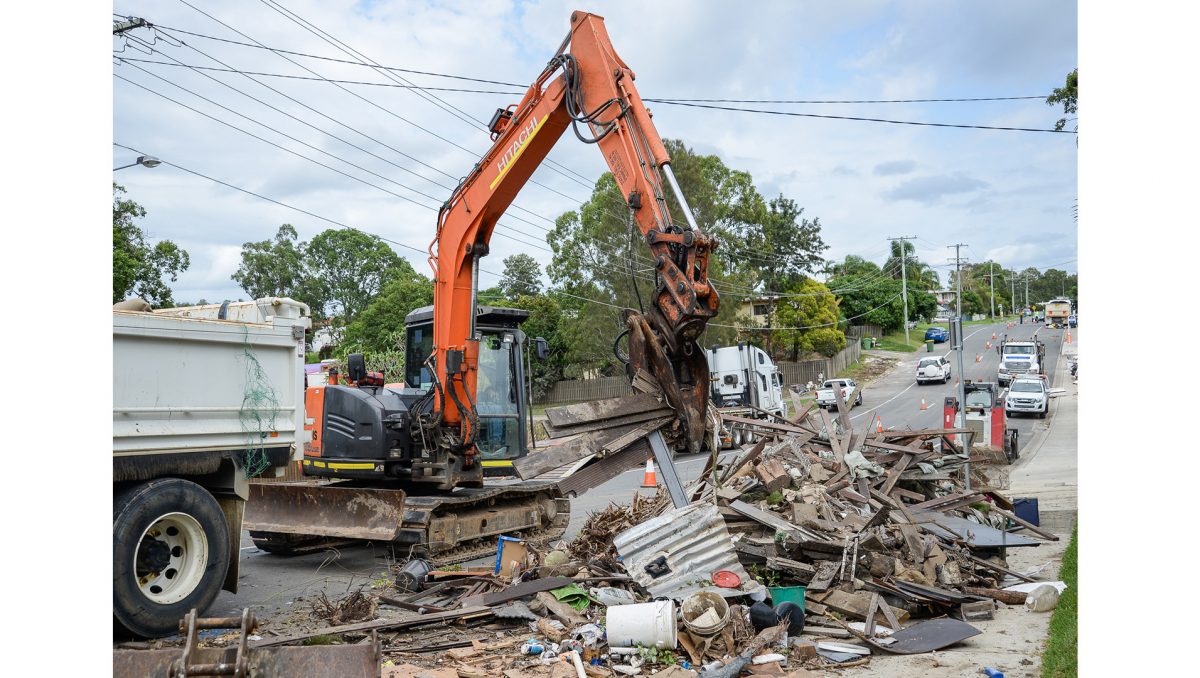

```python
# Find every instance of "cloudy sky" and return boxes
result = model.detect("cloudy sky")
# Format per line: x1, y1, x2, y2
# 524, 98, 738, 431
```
112, 0, 1078, 303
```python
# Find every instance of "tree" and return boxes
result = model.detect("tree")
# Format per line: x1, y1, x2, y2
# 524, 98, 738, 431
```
113, 183, 190, 307
498, 253, 542, 298
831, 277, 937, 332
340, 271, 435, 356
824, 255, 880, 279
883, 241, 940, 289
306, 229, 404, 324
772, 278, 845, 360
1047, 69, 1078, 132
738, 196, 828, 294
231, 224, 326, 316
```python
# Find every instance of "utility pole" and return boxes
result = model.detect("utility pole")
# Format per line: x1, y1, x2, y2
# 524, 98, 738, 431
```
1024, 275, 1029, 310
1010, 275, 1016, 317
888, 236, 917, 346
989, 262, 995, 319
948, 244, 969, 489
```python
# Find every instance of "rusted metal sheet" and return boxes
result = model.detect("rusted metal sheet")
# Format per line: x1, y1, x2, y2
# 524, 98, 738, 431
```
613, 501, 762, 601
556, 438, 650, 498
113, 644, 381, 677
546, 393, 665, 428
515, 417, 669, 480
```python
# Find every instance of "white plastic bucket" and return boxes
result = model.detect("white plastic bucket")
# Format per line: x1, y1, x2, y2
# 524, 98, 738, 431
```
606, 600, 677, 649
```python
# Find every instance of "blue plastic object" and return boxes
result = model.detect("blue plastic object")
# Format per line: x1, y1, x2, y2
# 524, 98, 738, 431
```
982, 668, 1004, 678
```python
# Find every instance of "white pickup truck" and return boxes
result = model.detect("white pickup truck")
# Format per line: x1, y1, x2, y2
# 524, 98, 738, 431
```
815, 378, 862, 411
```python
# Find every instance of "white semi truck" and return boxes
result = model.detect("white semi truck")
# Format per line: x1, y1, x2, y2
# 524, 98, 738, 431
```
113, 298, 309, 637
707, 344, 787, 447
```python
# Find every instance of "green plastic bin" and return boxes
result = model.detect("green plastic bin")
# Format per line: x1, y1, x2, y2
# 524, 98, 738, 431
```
767, 585, 806, 607
926, 340, 934, 352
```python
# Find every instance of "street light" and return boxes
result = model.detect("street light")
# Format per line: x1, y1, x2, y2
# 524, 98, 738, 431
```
114, 155, 161, 171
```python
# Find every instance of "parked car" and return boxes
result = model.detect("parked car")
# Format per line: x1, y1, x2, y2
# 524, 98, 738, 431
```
1005, 377, 1049, 418
1068, 313, 1077, 328
924, 327, 949, 343
916, 356, 952, 384
815, 378, 862, 411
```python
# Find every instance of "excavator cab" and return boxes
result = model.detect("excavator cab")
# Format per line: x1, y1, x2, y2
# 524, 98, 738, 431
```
404, 305, 534, 477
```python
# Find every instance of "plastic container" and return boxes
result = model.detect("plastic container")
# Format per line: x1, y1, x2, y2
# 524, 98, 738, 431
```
1025, 584, 1060, 612
926, 340, 935, 352
681, 591, 730, 636
767, 586, 806, 607
606, 600, 677, 649
590, 587, 638, 606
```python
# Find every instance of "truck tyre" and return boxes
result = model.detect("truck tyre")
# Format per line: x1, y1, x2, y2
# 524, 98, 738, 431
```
113, 478, 230, 638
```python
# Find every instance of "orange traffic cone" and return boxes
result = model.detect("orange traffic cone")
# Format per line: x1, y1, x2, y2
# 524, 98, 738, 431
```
975, 353, 982, 363
992, 332, 997, 340
875, 416, 884, 433
641, 458, 658, 488
1066, 331, 1073, 344
920, 398, 928, 411
985, 341, 992, 349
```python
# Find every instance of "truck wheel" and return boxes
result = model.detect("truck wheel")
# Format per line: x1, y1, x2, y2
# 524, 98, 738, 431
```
113, 478, 230, 638
732, 428, 744, 447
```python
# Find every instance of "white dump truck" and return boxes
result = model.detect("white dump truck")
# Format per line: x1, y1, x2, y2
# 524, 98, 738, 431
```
707, 344, 787, 447
113, 297, 309, 637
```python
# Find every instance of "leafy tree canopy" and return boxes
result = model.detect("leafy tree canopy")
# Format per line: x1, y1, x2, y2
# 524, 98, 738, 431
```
772, 278, 845, 359
1047, 69, 1078, 132
498, 253, 543, 298
231, 224, 327, 317
306, 228, 405, 324
113, 183, 190, 307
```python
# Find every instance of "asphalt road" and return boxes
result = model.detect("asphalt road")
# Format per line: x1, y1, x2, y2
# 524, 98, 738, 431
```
849, 318, 1067, 451
211, 318, 1073, 623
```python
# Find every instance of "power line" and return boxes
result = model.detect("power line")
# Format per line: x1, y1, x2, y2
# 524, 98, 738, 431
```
253, 0, 596, 188
115, 20, 1053, 107
710, 291, 905, 331
644, 100, 1076, 134
112, 57, 525, 94
645, 95, 1049, 104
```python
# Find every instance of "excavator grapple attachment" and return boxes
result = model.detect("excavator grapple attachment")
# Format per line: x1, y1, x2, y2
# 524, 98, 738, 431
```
625, 311, 708, 455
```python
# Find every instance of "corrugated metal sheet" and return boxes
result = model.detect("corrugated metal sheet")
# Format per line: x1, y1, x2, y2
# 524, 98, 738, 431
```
613, 501, 763, 601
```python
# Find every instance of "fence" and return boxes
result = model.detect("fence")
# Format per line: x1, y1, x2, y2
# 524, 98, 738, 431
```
846, 323, 883, 340
776, 340, 861, 388
536, 340, 864, 405
538, 375, 632, 404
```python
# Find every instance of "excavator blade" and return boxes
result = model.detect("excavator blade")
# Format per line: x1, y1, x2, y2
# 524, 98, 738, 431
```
245, 483, 407, 541
625, 312, 708, 455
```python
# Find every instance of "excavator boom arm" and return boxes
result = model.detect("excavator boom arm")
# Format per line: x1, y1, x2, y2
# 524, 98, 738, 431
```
428, 11, 718, 472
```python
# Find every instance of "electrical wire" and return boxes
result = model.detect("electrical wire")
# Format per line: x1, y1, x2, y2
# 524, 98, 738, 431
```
118, 22, 925, 276
115, 19, 971, 296
118, 20, 1053, 107
709, 290, 905, 331
112, 57, 526, 94
644, 100, 1076, 134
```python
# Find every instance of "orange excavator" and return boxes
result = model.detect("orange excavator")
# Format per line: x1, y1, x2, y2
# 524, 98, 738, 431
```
245, 10, 720, 562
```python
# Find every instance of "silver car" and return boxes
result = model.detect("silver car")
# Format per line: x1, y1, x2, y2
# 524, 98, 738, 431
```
1005, 378, 1048, 418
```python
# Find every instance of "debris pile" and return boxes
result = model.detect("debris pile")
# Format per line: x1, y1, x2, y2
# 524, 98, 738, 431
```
117, 393, 1064, 676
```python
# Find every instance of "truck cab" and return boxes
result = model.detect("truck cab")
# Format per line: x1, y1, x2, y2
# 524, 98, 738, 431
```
706, 343, 785, 416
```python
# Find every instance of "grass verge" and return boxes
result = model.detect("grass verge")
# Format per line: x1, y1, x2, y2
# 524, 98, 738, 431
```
836, 360, 869, 380
1042, 524, 1078, 677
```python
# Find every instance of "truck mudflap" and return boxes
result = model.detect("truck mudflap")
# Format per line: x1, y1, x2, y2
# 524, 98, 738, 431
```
244, 481, 569, 565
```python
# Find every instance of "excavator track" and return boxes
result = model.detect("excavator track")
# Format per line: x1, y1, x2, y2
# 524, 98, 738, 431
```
246, 481, 570, 566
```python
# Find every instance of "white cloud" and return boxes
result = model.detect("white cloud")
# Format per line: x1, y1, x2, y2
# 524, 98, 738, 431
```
113, 0, 1078, 304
